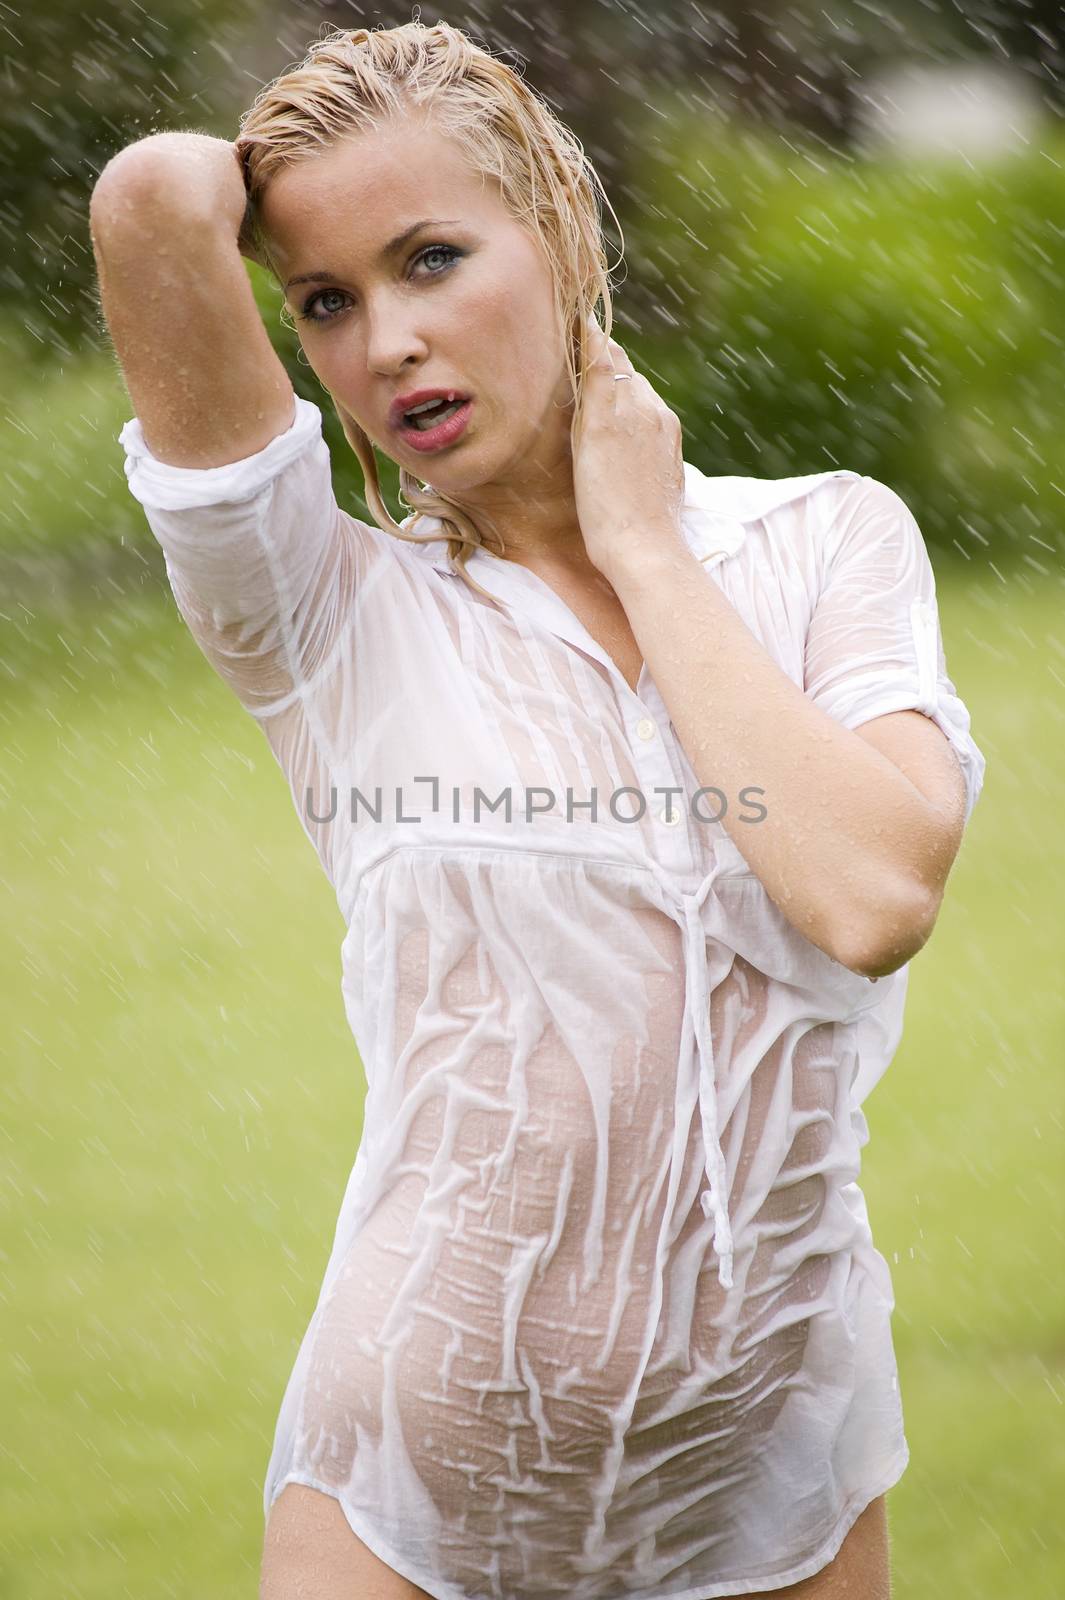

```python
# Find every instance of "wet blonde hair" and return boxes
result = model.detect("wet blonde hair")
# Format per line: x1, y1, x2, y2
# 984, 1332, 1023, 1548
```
235, 20, 622, 601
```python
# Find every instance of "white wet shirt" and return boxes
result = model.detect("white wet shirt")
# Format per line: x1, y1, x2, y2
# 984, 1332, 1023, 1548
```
120, 394, 984, 1598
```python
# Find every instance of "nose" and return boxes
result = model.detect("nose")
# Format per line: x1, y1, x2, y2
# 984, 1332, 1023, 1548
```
363, 293, 429, 377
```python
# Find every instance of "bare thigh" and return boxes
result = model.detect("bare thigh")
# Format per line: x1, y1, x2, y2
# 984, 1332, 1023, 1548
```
737, 1494, 891, 1600
260, 1483, 432, 1600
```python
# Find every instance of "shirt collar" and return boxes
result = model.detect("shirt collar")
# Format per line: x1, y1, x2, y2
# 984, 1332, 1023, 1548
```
399, 462, 860, 578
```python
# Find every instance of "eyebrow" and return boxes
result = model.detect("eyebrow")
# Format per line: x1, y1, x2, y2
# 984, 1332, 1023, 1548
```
284, 219, 461, 291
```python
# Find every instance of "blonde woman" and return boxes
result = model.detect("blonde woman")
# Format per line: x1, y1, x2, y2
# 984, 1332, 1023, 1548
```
90, 21, 985, 1600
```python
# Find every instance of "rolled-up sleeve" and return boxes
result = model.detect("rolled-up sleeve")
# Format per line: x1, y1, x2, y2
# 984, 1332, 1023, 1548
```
803, 474, 986, 824
119, 396, 374, 719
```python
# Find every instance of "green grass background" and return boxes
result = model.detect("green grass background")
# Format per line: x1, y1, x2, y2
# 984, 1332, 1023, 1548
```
2, 565, 1062, 1596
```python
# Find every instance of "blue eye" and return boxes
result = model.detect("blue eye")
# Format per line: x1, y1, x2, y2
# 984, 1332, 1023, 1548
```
417, 243, 460, 274
297, 243, 462, 324
298, 288, 348, 324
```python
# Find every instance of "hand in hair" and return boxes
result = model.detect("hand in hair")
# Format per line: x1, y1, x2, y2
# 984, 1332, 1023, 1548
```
571, 325, 688, 581
232, 140, 267, 268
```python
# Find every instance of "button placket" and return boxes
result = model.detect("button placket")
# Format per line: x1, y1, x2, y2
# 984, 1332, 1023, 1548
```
622, 704, 692, 870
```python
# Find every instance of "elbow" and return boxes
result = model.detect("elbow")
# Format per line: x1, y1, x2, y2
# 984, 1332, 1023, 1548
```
833, 879, 942, 980
90, 136, 203, 227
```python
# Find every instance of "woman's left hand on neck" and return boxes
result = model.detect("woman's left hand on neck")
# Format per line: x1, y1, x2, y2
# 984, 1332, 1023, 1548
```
572, 327, 690, 584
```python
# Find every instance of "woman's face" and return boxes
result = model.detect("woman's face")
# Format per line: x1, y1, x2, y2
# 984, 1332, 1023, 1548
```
263, 114, 576, 502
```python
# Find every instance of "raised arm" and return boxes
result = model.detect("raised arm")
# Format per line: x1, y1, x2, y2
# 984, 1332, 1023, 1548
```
89, 130, 294, 466
89, 130, 382, 743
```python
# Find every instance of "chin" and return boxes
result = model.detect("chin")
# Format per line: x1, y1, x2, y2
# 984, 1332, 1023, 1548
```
384, 425, 524, 498
405, 445, 502, 496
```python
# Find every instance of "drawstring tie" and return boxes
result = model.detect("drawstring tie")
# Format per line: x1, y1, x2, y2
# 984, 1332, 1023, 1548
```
646, 859, 735, 1292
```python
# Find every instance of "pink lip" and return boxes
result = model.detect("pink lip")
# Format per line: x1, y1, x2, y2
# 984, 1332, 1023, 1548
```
390, 387, 466, 425
393, 396, 474, 454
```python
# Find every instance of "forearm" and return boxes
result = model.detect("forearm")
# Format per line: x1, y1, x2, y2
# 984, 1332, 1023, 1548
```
608, 539, 938, 974
89, 134, 291, 465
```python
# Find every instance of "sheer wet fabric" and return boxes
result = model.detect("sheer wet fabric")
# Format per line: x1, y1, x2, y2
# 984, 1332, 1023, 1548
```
120, 397, 984, 1598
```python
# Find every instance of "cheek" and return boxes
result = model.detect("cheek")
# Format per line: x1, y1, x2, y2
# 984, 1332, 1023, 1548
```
469, 291, 563, 403
306, 337, 374, 410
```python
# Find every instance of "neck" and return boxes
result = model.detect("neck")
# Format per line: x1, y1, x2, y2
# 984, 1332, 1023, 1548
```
464, 486, 589, 568
443, 409, 593, 569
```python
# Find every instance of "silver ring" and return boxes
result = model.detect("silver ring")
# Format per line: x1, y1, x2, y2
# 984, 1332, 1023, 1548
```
613, 373, 633, 382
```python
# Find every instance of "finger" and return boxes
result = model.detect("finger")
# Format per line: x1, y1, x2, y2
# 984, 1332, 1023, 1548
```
604, 339, 638, 414
607, 336, 635, 375
583, 313, 612, 370
579, 320, 621, 421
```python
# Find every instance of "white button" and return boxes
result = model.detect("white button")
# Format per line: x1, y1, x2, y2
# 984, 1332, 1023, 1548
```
658, 805, 682, 827
636, 718, 656, 742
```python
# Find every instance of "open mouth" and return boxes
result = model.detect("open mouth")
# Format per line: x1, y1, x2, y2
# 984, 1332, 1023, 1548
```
395, 394, 474, 453
404, 396, 466, 431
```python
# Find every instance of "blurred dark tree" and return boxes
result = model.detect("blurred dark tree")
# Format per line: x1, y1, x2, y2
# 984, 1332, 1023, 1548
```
1, 0, 261, 363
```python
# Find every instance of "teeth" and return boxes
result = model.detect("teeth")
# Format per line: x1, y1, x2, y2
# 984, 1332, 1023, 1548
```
407, 398, 446, 417
407, 398, 464, 431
